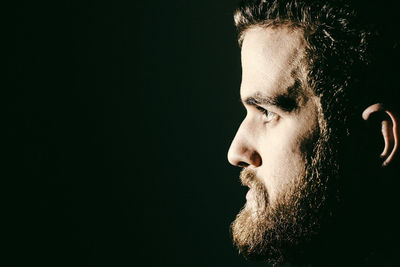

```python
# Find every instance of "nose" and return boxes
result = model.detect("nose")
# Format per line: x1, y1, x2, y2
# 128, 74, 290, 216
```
227, 121, 262, 168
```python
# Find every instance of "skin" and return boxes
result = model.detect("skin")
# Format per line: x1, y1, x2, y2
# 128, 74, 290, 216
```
228, 26, 321, 206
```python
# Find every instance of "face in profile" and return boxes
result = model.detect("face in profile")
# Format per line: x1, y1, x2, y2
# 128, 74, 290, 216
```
227, 26, 338, 263
228, 0, 400, 264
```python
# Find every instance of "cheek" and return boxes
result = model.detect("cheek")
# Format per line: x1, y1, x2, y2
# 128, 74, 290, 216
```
257, 126, 310, 201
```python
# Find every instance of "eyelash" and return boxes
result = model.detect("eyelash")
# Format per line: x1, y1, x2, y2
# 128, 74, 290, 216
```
256, 106, 277, 122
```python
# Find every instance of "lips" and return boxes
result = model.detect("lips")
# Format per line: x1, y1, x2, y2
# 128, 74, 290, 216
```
240, 168, 260, 201
246, 187, 255, 201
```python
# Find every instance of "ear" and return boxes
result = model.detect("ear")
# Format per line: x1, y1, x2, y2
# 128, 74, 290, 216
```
362, 103, 399, 166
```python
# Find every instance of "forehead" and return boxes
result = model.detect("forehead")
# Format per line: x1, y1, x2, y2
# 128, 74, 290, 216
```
240, 26, 307, 99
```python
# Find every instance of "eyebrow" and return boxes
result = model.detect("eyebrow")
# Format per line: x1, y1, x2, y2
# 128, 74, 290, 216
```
243, 92, 299, 112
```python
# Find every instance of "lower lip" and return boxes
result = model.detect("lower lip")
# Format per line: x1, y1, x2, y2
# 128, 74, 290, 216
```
246, 188, 254, 201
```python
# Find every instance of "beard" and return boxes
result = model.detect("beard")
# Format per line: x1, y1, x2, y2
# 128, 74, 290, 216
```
231, 121, 339, 265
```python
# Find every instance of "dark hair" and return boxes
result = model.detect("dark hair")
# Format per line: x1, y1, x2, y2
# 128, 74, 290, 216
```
234, 0, 399, 133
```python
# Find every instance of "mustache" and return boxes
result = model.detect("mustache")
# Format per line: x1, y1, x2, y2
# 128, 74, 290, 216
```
239, 168, 256, 187
240, 168, 266, 192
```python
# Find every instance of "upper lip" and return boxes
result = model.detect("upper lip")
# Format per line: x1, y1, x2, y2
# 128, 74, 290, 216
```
241, 180, 252, 188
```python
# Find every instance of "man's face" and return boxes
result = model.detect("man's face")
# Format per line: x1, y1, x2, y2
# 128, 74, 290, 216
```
228, 27, 332, 262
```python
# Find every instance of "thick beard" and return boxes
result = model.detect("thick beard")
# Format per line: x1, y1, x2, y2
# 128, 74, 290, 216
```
231, 124, 337, 265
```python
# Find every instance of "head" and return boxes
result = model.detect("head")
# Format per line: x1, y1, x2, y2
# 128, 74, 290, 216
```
227, 0, 400, 265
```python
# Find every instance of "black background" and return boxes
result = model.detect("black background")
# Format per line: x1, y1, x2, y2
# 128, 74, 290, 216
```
4, 1, 267, 266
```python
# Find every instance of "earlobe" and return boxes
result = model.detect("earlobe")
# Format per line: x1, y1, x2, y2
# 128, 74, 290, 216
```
362, 104, 399, 166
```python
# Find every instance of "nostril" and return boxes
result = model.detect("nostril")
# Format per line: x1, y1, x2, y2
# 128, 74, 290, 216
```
250, 152, 262, 167
238, 161, 249, 168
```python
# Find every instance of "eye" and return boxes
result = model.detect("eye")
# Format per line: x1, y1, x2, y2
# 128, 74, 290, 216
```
256, 106, 277, 123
